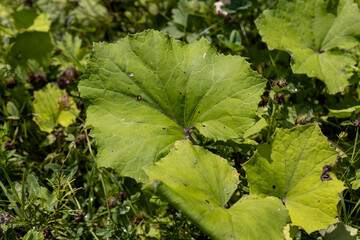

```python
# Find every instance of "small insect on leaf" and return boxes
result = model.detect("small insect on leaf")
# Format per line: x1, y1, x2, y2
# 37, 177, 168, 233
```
137, 95, 142, 101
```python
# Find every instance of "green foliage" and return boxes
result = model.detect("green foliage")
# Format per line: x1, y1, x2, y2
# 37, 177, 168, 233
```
33, 84, 79, 133
1, 0, 360, 239
22, 229, 45, 240
319, 222, 358, 240
79, 29, 266, 182
145, 140, 289, 240
53, 33, 89, 72
244, 124, 345, 233
256, 0, 360, 94
6, 31, 53, 75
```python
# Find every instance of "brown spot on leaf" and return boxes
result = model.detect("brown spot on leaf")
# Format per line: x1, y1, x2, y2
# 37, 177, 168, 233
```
321, 173, 332, 181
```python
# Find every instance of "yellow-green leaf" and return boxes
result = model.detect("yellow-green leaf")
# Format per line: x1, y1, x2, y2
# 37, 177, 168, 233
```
243, 124, 346, 233
256, 0, 360, 94
33, 84, 79, 133
79, 30, 266, 181
145, 140, 289, 240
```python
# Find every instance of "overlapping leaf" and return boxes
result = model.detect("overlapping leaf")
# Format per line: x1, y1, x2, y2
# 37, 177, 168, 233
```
256, 0, 360, 94
6, 11, 53, 75
79, 30, 266, 181
145, 140, 289, 240
6, 32, 53, 74
243, 124, 345, 233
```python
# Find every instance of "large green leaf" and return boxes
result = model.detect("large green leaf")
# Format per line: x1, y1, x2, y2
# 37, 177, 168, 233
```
144, 140, 289, 240
243, 124, 345, 233
256, 0, 360, 94
79, 30, 266, 181
33, 84, 79, 133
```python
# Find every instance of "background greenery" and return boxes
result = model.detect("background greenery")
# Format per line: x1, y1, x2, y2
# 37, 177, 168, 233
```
0, 0, 360, 239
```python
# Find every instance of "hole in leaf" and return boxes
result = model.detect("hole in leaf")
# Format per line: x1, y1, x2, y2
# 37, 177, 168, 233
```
321, 173, 332, 181
272, 185, 276, 189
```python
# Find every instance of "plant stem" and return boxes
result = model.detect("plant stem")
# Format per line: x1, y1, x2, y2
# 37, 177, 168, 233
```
67, 182, 81, 210
267, 100, 278, 141
339, 192, 348, 223
351, 126, 359, 164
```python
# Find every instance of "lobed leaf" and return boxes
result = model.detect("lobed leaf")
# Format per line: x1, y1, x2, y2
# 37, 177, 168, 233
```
33, 84, 79, 133
256, 0, 360, 94
79, 30, 266, 181
145, 140, 289, 240
243, 124, 346, 233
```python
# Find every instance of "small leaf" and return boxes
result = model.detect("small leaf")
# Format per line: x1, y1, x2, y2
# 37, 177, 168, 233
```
22, 230, 44, 240
79, 29, 266, 181
256, 0, 360, 94
95, 228, 112, 238
243, 124, 345, 233
328, 106, 360, 118
351, 171, 360, 190
33, 84, 79, 133
145, 140, 289, 240
6, 101, 19, 118
243, 117, 267, 138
